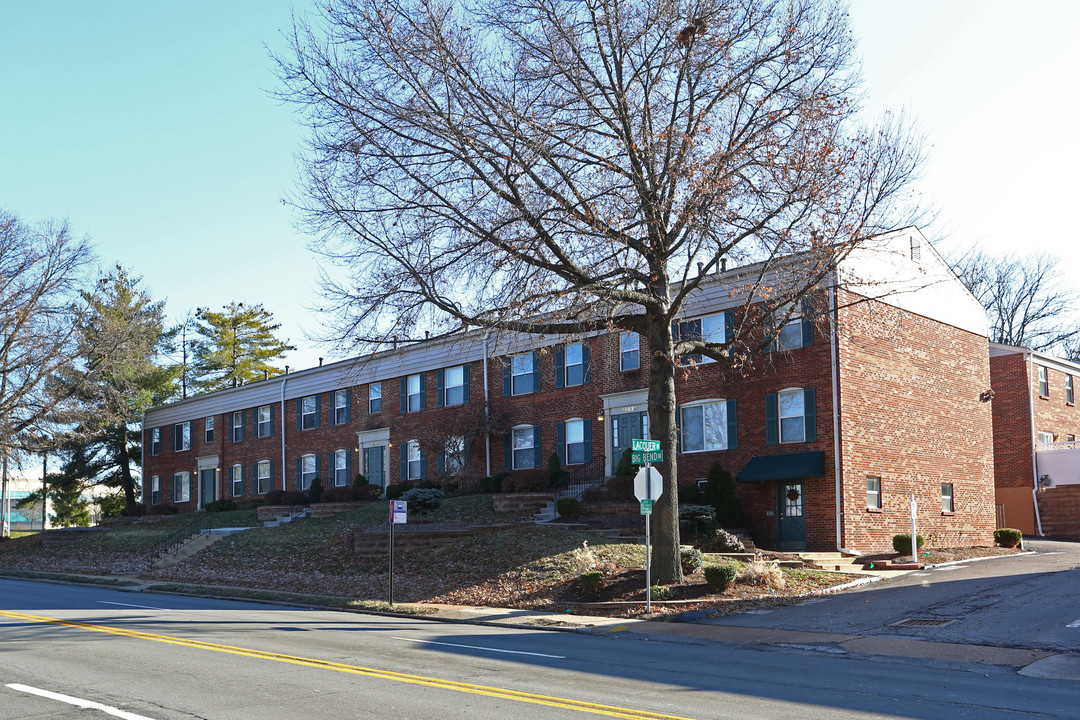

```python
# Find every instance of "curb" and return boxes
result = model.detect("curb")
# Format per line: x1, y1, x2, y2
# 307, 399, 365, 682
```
923, 550, 1035, 570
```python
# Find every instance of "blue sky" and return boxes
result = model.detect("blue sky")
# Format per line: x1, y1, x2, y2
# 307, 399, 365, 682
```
2, 1, 1078, 371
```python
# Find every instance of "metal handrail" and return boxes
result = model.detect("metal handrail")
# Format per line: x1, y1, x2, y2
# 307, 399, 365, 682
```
147, 513, 214, 568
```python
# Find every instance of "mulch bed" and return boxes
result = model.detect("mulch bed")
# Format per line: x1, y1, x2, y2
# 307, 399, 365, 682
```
857, 546, 1025, 566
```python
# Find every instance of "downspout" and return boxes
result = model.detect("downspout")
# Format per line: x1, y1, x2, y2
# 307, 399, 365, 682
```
830, 284, 858, 555
1027, 352, 1045, 536
482, 329, 492, 477
281, 373, 289, 492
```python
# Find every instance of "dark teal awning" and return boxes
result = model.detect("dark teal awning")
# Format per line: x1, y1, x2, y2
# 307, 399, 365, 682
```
737, 451, 826, 483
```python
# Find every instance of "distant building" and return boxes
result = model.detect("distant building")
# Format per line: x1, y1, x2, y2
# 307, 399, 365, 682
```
2, 476, 49, 532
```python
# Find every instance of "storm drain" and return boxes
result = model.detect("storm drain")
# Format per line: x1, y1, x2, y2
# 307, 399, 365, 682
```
890, 617, 958, 628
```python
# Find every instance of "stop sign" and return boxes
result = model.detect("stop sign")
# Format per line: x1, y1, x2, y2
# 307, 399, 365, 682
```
633, 467, 663, 501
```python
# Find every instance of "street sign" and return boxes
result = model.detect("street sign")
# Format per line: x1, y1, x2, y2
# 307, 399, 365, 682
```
631, 450, 663, 464
632, 439, 660, 452
633, 466, 663, 501
640, 499, 653, 515
390, 500, 408, 524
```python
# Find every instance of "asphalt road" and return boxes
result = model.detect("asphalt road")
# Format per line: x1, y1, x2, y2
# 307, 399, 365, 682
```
3, 576, 1080, 720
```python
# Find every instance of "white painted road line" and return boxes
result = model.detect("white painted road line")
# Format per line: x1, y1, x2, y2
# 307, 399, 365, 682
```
97, 601, 165, 610
1066, 619, 1080, 628
392, 636, 566, 659
6, 683, 158, 720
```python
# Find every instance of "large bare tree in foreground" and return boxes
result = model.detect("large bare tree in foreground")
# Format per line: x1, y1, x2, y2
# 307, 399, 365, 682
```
279, 0, 923, 582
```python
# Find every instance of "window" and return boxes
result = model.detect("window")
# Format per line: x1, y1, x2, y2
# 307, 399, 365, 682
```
443, 436, 466, 475
1068, 434, 1076, 442
565, 419, 586, 465
512, 426, 536, 469
681, 400, 730, 452
443, 366, 465, 406
231, 464, 244, 497
205, 417, 214, 443
231, 411, 244, 442
779, 388, 806, 443
150, 475, 161, 505
1068, 375, 1075, 404
369, 382, 382, 414
564, 344, 584, 386
866, 476, 881, 509
151, 428, 162, 456
1038, 431, 1055, 445
407, 374, 423, 412
334, 390, 349, 424
300, 454, 317, 490
773, 301, 813, 351
941, 482, 954, 512
173, 422, 191, 452
256, 460, 272, 494
171, 472, 190, 503
301, 396, 317, 429
334, 449, 349, 487
511, 354, 534, 395
674, 314, 725, 365
257, 405, 272, 438
620, 332, 640, 371
406, 441, 422, 480
1038, 366, 1049, 397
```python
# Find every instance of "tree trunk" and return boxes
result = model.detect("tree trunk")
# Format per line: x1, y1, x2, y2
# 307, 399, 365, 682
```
116, 428, 137, 509
647, 312, 683, 584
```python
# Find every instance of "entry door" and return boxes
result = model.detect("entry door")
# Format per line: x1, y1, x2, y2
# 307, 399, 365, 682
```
363, 446, 386, 489
777, 481, 806, 551
200, 468, 217, 508
612, 412, 646, 466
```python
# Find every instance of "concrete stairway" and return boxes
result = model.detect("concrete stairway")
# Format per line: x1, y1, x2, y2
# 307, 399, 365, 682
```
795, 551, 897, 576
263, 508, 310, 527
534, 501, 557, 523
151, 527, 251, 570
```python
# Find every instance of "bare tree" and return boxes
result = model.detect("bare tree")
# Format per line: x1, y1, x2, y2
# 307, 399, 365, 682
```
278, 0, 924, 582
0, 210, 93, 536
952, 249, 1079, 353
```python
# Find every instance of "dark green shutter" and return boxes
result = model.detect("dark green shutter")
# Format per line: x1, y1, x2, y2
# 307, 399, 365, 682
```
804, 388, 817, 442
556, 422, 566, 464
724, 310, 734, 342
462, 364, 470, 403
726, 399, 738, 450
464, 439, 472, 470
240, 412, 246, 441
532, 351, 541, 393
344, 388, 352, 423
436, 369, 445, 408
582, 343, 591, 384
503, 432, 512, 470
269, 404, 276, 437
437, 451, 445, 475
269, 460, 275, 492
295, 399, 303, 431
533, 425, 542, 468
502, 360, 511, 396
314, 395, 321, 428
675, 407, 682, 454
400, 444, 408, 481
239, 464, 246, 497
801, 297, 814, 347
418, 372, 426, 410
765, 393, 778, 445
555, 347, 565, 389
419, 448, 427, 479
400, 378, 408, 412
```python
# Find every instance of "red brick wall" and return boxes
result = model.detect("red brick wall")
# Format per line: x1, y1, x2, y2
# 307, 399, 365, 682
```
990, 354, 1035, 490
836, 291, 995, 550
1036, 485, 1080, 537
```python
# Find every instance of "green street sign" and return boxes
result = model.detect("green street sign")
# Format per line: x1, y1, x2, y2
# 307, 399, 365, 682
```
632, 439, 661, 452
631, 450, 663, 464
640, 499, 653, 515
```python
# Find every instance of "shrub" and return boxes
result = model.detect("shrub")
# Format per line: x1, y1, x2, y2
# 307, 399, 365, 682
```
680, 546, 704, 575
606, 475, 634, 501
119, 504, 147, 517
679, 504, 718, 538
582, 486, 602, 503
417, 479, 438, 489
547, 453, 568, 484
678, 482, 700, 504
615, 447, 639, 477
385, 483, 410, 500
579, 571, 603, 597
352, 473, 368, 488
321, 487, 347, 503
704, 564, 738, 591
355, 483, 383, 501
480, 472, 510, 493
506, 468, 551, 492
649, 584, 673, 600
556, 497, 580, 519
150, 503, 179, 515
738, 560, 786, 590
281, 490, 309, 505
702, 463, 740, 526
308, 477, 324, 504
204, 499, 237, 513
238, 498, 265, 510
399, 487, 445, 515
994, 528, 1022, 548
699, 528, 746, 553
264, 490, 285, 505
892, 533, 925, 555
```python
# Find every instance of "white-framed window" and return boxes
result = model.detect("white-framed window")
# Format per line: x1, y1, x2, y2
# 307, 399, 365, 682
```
776, 309, 804, 351
334, 390, 349, 424
620, 332, 639, 371
173, 421, 191, 452
231, 464, 244, 497
565, 419, 585, 465
444, 435, 466, 475
150, 475, 161, 505
407, 374, 423, 412
257, 405, 272, 438
256, 460, 271, 494
512, 425, 535, 469
300, 454, 317, 490
1038, 431, 1055, 445
369, 382, 382, 413
866, 476, 881, 509
151, 428, 162, 456
681, 400, 728, 452
205, 416, 214, 443
564, 344, 584, 386
1068, 375, 1075, 404
231, 411, 244, 441
301, 396, 317, 429
406, 441, 422, 480
1038, 365, 1049, 397
511, 353, 533, 395
444, 366, 465, 406
171, 472, 190, 503
941, 482, 954, 512
334, 449, 349, 486
675, 314, 725, 365
779, 388, 806, 443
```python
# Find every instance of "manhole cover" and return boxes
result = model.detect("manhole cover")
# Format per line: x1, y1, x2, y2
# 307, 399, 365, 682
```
890, 617, 957, 628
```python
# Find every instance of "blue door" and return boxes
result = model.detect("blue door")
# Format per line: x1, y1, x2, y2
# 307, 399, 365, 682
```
777, 481, 806, 551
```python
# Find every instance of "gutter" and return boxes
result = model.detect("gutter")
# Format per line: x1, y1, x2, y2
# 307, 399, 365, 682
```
1026, 351, 1045, 536
830, 283, 858, 556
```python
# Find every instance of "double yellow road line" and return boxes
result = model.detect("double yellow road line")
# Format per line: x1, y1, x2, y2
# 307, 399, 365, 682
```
0, 610, 699, 720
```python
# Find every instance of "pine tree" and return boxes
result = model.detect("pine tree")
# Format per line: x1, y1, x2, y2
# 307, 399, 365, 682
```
191, 302, 295, 393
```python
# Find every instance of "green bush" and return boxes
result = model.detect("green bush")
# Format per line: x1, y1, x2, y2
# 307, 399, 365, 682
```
892, 533, 925, 555
308, 477, 324, 504
649, 584, 673, 601
615, 447, 639, 477
150, 503, 179, 515
606, 475, 634, 501
680, 546, 704, 575
579, 571, 603, 597
385, 483, 410, 500
703, 463, 740, 526
704, 564, 738, 591
679, 504, 718, 538
353, 473, 368, 487
399, 487, 445, 515
698, 528, 745, 553
556, 497, 580, 519
505, 469, 551, 492
678, 482, 701, 504
547, 453, 569, 484
355, 483, 383, 500
204, 499, 238, 513
994, 528, 1022, 548
417, 479, 438, 489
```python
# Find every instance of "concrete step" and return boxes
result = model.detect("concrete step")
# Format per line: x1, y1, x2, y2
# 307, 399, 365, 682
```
152, 533, 224, 570
534, 501, 557, 523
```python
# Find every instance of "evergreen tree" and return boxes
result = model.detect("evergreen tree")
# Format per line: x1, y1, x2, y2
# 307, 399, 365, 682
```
191, 302, 295, 393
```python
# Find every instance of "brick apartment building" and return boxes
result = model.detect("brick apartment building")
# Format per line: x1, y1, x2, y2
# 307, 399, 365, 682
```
989, 343, 1080, 537
141, 227, 996, 553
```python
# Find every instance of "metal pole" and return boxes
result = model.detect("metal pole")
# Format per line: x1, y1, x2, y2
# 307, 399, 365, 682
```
42, 452, 47, 531
645, 457, 651, 613
389, 521, 395, 605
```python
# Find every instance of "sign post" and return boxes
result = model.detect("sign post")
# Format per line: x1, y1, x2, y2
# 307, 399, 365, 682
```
389, 500, 407, 604
633, 451, 663, 614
